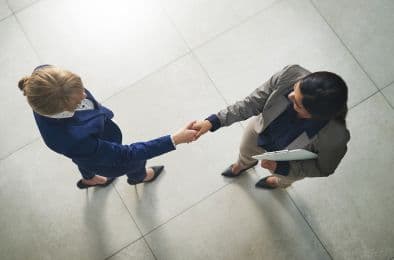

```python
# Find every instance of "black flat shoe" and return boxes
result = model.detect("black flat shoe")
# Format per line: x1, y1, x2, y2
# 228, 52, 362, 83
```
76, 177, 115, 189
255, 176, 278, 190
127, 165, 165, 185
221, 161, 258, 178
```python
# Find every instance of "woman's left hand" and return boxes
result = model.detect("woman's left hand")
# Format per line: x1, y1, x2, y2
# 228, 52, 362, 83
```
261, 160, 277, 172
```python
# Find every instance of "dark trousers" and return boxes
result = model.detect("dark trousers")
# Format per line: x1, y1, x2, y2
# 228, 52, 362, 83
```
78, 161, 147, 182
77, 119, 147, 182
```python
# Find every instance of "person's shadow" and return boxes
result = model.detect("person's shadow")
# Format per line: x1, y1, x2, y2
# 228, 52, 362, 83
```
231, 166, 307, 241
82, 184, 113, 258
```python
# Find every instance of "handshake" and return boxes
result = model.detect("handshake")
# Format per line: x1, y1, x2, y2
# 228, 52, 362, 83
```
171, 120, 213, 145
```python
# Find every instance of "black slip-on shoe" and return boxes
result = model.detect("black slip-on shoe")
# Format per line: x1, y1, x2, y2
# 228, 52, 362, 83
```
76, 177, 115, 189
255, 176, 278, 190
221, 161, 258, 178
127, 165, 165, 185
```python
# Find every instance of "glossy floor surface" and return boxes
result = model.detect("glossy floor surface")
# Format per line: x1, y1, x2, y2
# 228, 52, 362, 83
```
0, 0, 393, 259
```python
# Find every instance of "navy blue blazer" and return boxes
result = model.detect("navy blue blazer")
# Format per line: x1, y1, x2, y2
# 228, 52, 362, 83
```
33, 89, 175, 176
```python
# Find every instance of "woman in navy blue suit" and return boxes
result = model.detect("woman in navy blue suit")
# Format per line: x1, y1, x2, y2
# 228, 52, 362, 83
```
18, 65, 197, 189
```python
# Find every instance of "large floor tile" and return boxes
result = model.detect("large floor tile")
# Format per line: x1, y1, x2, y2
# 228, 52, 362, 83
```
16, 0, 189, 101
0, 16, 41, 159
0, 0, 12, 20
0, 140, 141, 260
108, 238, 155, 260
312, 0, 394, 88
382, 83, 394, 108
287, 93, 394, 260
158, 0, 277, 48
145, 175, 330, 260
104, 54, 244, 234
194, 0, 377, 108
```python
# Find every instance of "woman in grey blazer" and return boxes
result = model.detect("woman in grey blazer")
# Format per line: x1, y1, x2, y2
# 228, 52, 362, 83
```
192, 65, 350, 189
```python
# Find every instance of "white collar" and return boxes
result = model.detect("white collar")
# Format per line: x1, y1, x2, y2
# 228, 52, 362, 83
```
46, 99, 94, 119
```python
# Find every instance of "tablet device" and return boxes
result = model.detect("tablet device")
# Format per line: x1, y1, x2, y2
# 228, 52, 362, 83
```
252, 149, 317, 161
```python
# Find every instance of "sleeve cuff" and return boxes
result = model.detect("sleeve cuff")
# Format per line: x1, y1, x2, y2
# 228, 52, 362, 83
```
275, 161, 290, 176
170, 135, 177, 149
205, 114, 221, 132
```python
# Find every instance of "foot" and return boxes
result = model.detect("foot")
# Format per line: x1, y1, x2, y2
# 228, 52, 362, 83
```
143, 168, 155, 182
221, 161, 258, 178
127, 166, 165, 185
255, 176, 279, 189
77, 175, 115, 189
81, 175, 108, 186
230, 163, 243, 176
265, 176, 279, 187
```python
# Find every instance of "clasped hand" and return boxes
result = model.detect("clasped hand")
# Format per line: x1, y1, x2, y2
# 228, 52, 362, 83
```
172, 120, 212, 145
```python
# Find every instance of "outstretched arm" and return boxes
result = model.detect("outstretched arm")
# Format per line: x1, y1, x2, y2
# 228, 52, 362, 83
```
71, 122, 198, 166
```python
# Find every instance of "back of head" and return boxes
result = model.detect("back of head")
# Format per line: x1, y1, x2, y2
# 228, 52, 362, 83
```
300, 71, 348, 123
18, 66, 84, 116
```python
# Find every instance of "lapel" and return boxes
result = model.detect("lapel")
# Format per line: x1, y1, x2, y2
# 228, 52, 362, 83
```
262, 92, 290, 131
261, 85, 319, 150
285, 132, 314, 150
259, 66, 315, 148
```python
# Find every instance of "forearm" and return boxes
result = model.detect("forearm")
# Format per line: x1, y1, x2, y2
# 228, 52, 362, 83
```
73, 135, 176, 166
215, 68, 285, 127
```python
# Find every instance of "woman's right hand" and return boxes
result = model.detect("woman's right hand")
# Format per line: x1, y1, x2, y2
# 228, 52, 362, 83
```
191, 120, 212, 139
172, 121, 198, 145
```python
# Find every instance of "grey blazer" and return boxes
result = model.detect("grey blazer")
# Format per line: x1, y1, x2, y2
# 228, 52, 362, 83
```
216, 65, 350, 178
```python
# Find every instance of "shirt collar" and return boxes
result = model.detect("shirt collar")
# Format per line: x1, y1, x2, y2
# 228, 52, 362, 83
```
44, 98, 94, 119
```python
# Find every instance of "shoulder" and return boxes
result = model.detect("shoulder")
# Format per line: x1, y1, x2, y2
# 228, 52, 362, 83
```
278, 64, 310, 83
269, 65, 311, 92
317, 120, 350, 147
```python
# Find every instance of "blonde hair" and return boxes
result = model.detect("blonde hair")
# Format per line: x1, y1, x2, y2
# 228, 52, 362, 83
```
18, 66, 84, 116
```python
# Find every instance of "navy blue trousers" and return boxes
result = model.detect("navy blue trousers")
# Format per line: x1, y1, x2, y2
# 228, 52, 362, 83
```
77, 120, 147, 182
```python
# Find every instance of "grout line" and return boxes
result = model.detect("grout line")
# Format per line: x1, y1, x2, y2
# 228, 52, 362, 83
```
107, 180, 236, 258
0, 13, 13, 23
309, 1, 394, 110
0, 137, 40, 161
142, 182, 232, 237
141, 237, 158, 260
191, 51, 232, 108
157, 0, 235, 110
106, 185, 158, 260
348, 90, 379, 110
10, 0, 43, 14
14, 10, 42, 63
380, 80, 394, 109
100, 50, 191, 104
191, 0, 286, 51
0, 3, 45, 163
308, 0, 380, 91
156, 0, 192, 53
284, 189, 334, 260
104, 237, 142, 260
380, 90, 394, 109
382, 80, 394, 90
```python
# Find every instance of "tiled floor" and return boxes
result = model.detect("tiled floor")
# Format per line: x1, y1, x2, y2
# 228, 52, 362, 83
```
0, 0, 393, 259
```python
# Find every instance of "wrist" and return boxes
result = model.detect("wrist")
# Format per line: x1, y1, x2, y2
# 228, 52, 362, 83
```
172, 133, 181, 145
170, 135, 177, 148
205, 114, 220, 131
204, 120, 212, 130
